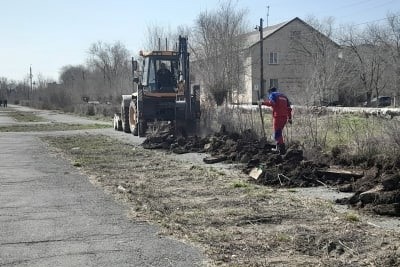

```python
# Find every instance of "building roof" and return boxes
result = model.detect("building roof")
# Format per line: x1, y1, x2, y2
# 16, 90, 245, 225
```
243, 20, 289, 47
245, 17, 340, 49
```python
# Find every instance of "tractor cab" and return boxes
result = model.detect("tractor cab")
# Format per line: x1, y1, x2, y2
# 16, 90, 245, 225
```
138, 51, 179, 93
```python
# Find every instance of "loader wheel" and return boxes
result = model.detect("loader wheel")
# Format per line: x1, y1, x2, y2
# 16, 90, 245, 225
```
121, 104, 131, 133
113, 118, 118, 130
129, 101, 139, 136
116, 120, 123, 131
113, 114, 123, 131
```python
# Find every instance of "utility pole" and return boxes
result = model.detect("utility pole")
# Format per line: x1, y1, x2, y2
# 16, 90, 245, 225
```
29, 65, 33, 100
257, 18, 264, 98
255, 19, 266, 138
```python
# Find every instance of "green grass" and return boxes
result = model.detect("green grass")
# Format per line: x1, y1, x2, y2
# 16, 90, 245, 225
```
291, 112, 389, 153
8, 111, 46, 122
231, 180, 249, 188
73, 161, 83, 167
0, 123, 110, 132
43, 135, 137, 167
275, 232, 292, 242
344, 212, 360, 222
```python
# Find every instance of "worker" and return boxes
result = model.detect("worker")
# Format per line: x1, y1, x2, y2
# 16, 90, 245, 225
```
259, 87, 292, 154
156, 62, 173, 90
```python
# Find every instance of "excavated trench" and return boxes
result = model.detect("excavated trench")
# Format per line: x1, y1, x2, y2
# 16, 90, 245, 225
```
142, 126, 400, 217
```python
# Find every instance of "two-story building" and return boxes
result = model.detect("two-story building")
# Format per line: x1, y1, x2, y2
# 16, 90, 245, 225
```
239, 17, 341, 105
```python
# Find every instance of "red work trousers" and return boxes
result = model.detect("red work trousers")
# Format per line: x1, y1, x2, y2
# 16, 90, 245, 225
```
273, 116, 287, 144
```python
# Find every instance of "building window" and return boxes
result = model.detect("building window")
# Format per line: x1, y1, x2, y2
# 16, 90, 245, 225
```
269, 52, 278, 64
269, 79, 278, 89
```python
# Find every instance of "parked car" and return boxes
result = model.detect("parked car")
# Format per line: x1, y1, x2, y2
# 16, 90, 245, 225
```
364, 96, 392, 107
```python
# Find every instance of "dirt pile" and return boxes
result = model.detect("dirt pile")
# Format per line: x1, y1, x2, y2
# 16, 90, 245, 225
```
142, 126, 400, 216
336, 167, 400, 216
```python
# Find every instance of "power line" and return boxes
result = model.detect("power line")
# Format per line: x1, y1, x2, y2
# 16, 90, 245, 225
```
263, 0, 399, 31
369, 0, 398, 11
337, 14, 400, 28
317, 0, 377, 18
333, 0, 398, 24
337, 0, 376, 10
277, 14, 400, 40
313, 0, 395, 22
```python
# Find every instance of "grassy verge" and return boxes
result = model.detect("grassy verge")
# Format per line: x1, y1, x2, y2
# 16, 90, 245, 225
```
0, 123, 110, 132
210, 106, 400, 161
42, 134, 400, 266
7, 110, 46, 122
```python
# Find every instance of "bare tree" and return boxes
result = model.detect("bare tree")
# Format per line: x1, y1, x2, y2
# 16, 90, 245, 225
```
0, 77, 9, 102
12, 81, 28, 101
381, 12, 400, 105
87, 41, 131, 99
339, 22, 391, 106
142, 23, 176, 51
193, 0, 248, 105
142, 23, 193, 53
60, 65, 85, 88
289, 16, 345, 106
58, 65, 87, 103
30, 73, 70, 109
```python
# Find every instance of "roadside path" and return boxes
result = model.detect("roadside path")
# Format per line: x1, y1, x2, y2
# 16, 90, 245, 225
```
0, 105, 204, 267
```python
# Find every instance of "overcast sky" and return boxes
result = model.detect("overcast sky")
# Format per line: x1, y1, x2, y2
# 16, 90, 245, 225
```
0, 0, 398, 82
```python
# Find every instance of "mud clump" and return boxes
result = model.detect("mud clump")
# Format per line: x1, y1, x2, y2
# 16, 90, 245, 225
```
142, 127, 400, 217
336, 169, 400, 216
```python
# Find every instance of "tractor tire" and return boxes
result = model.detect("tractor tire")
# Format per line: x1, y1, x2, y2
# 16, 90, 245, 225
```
113, 116, 118, 130
121, 104, 131, 133
117, 120, 123, 131
113, 114, 123, 131
129, 101, 139, 136
113, 118, 118, 131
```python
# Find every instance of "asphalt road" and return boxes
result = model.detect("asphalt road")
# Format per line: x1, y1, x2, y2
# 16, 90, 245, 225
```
0, 105, 204, 267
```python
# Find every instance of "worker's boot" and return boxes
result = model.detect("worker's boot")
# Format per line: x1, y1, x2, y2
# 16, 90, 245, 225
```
278, 143, 286, 155
271, 144, 279, 153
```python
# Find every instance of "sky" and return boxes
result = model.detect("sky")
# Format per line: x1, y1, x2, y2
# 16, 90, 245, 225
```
0, 0, 399, 83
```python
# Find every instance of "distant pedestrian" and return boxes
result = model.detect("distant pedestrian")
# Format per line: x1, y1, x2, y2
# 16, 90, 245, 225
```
0, 100, 2, 107
259, 87, 292, 154
3, 99, 7, 107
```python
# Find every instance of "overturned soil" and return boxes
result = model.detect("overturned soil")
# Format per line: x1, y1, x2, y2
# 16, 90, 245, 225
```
143, 125, 400, 217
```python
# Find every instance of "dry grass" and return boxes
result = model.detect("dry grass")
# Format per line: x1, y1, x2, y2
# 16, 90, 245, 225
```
43, 134, 400, 266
